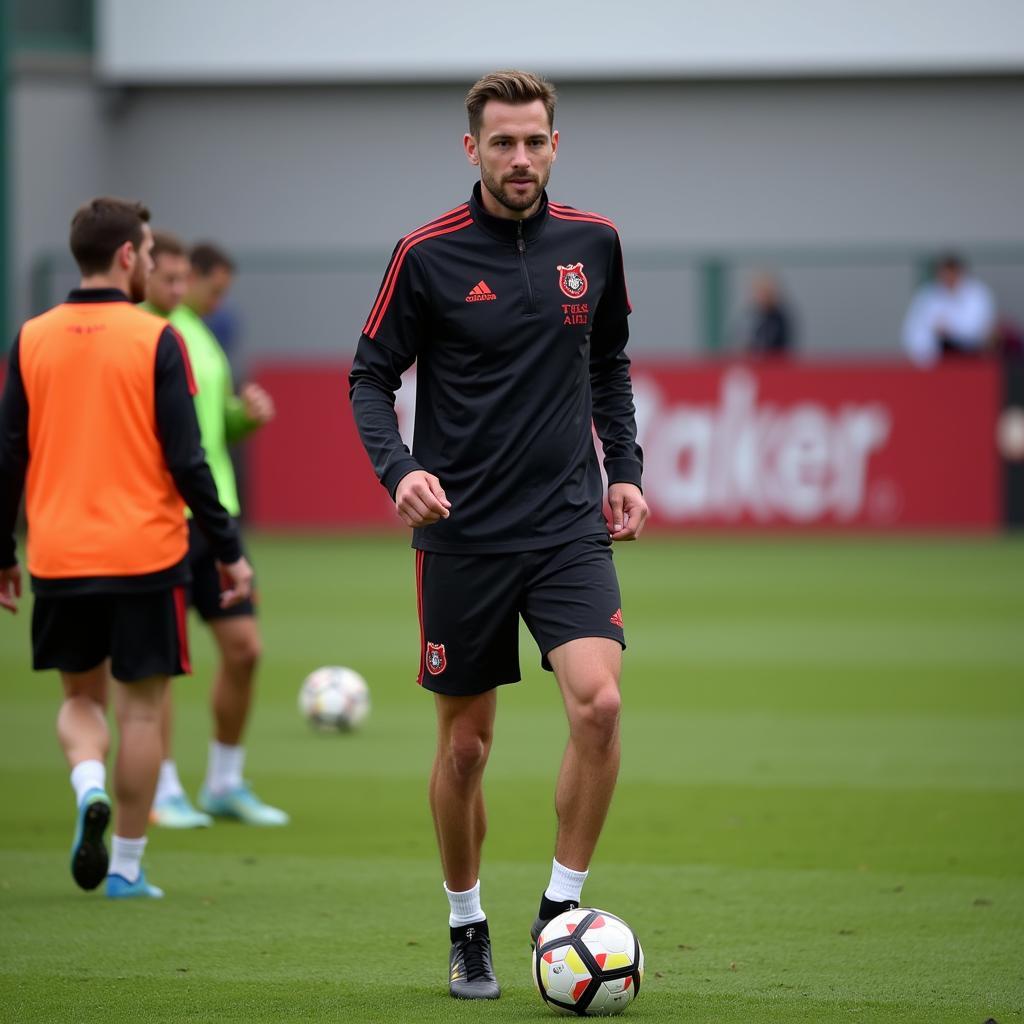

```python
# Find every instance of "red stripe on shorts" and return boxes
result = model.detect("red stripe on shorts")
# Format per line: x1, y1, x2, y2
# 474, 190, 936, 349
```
415, 550, 425, 686
173, 586, 192, 674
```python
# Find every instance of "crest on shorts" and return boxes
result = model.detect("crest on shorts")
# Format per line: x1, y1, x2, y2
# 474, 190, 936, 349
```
557, 263, 588, 299
425, 642, 447, 675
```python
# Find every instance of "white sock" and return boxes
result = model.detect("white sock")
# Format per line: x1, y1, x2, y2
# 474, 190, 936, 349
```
108, 835, 147, 883
205, 741, 245, 796
70, 759, 106, 806
545, 858, 589, 904
154, 759, 185, 804
445, 880, 486, 928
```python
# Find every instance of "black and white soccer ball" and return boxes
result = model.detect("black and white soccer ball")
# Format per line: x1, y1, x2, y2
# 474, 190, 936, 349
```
298, 666, 370, 732
533, 908, 644, 1016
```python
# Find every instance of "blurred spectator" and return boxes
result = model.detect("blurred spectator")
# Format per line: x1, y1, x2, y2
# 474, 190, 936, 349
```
901, 253, 996, 366
204, 300, 244, 380
739, 272, 795, 357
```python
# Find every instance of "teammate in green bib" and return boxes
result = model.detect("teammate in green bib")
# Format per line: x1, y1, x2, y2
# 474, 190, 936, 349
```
142, 233, 287, 828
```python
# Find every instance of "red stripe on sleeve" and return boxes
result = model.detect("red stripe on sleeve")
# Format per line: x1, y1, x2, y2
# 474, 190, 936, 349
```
363, 205, 470, 336
549, 207, 619, 232
365, 217, 473, 340
550, 206, 631, 312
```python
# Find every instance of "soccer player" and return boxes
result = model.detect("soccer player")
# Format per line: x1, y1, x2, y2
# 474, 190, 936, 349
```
349, 70, 647, 999
142, 237, 286, 828
0, 197, 252, 898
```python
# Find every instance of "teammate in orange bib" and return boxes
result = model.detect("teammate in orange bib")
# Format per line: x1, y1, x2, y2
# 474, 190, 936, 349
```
0, 197, 253, 899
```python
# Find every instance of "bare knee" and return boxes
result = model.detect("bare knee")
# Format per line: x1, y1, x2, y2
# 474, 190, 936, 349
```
443, 726, 492, 781
222, 629, 262, 675
114, 677, 167, 727
570, 683, 621, 748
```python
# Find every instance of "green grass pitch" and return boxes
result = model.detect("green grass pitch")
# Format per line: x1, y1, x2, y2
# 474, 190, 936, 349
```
1, 534, 1022, 1023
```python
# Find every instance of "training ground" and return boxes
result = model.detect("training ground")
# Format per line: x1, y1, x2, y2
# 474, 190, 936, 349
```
1, 535, 1021, 1023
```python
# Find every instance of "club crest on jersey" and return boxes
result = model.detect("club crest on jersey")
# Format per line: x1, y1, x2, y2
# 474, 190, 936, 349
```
425, 642, 447, 675
557, 263, 588, 299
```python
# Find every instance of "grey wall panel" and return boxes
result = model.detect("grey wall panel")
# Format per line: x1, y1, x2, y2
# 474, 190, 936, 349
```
11, 73, 110, 324
14, 77, 1024, 356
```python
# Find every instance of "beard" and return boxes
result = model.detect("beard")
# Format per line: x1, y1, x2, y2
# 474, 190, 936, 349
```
128, 260, 148, 303
480, 164, 550, 214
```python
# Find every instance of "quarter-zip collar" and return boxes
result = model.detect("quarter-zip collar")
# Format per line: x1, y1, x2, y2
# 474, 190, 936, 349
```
66, 288, 132, 304
469, 182, 549, 245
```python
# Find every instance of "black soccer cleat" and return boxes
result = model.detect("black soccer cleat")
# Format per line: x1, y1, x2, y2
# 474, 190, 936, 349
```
449, 919, 501, 1000
70, 788, 111, 891
530, 893, 579, 948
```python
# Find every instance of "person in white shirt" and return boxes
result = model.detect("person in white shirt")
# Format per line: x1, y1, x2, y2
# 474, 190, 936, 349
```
902, 254, 996, 367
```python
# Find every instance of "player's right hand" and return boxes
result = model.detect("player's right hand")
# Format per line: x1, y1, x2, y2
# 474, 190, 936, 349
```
216, 556, 254, 609
395, 471, 451, 528
0, 563, 22, 614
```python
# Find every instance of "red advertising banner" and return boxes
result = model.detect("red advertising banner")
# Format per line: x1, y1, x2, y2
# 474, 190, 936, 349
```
247, 361, 1001, 531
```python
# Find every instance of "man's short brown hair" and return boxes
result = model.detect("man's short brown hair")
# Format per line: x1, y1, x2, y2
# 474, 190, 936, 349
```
69, 197, 150, 275
151, 229, 187, 262
190, 241, 236, 276
465, 69, 557, 138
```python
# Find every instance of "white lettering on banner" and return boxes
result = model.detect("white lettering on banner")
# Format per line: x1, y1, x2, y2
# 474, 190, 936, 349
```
636, 369, 891, 522
393, 367, 890, 524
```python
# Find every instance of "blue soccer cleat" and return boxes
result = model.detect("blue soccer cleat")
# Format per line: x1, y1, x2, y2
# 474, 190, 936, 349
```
106, 869, 165, 899
70, 788, 111, 891
151, 793, 213, 829
198, 782, 289, 826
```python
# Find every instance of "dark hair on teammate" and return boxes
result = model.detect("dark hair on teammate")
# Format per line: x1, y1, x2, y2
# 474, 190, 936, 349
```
151, 229, 188, 262
935, 252, 965, 274
190, 242, 236, 276
69, 196, 151, 275
465, 69, 557, 138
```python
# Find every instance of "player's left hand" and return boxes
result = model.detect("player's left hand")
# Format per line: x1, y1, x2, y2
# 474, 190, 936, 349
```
607, 483, 648, 542
240, 382, 275, 426
216, 556, 255, 609
0, 563, 22, 614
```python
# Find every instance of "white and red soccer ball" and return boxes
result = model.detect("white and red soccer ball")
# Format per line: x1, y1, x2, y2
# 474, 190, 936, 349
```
298, 666, 370, 732
533, 908, 644, 1016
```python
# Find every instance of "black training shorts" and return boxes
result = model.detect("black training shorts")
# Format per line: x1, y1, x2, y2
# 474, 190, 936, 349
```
187, 518, 256, 621
414, 534, 625, 697
32, 587, 191, 682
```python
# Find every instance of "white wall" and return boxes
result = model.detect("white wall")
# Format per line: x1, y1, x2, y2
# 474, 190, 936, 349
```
97, 0, 1024, 82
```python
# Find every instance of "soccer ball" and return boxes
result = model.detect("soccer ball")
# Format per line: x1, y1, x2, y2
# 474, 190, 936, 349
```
533, 908, 644, 1016
298, 666, 370, 731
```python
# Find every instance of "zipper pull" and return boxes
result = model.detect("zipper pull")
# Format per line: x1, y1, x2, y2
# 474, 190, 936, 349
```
517, 223, 526, 254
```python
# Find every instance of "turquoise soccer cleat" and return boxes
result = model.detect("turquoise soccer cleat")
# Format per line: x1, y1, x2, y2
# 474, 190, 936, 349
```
70, 787, 111, 891
198, 783, 289, 826
106, 869, 164, 899
151, 793, 213, 829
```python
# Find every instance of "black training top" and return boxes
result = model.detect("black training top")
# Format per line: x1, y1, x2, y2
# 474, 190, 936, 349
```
349, 184, 643, 554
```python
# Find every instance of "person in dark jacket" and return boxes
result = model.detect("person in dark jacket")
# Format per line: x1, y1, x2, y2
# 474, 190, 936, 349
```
742, 272, 794, 357
350, 70, 647, 1000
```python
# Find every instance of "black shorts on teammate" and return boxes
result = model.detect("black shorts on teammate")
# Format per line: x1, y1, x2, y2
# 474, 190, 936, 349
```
32, 588, 191, 682
187, 518, 256, 621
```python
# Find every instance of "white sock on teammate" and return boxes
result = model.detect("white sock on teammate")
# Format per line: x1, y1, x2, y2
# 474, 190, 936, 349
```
108, 835, 147, 883
205, 741, 245, 796
445, 879, 486, 927
154, 759, 185, 804
70, 759, 106, 806
545, 858, 589, 905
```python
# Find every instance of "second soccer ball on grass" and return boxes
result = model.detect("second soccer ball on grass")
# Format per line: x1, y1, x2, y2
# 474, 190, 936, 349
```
298, 666, 370, 732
